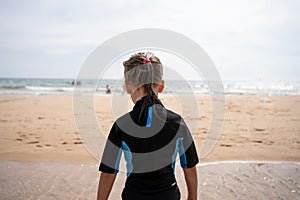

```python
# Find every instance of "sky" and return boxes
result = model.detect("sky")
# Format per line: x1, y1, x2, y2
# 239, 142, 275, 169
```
0, 0, 299, 80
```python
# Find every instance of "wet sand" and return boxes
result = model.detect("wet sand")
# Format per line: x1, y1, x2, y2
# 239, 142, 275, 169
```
0, 161, 299, 199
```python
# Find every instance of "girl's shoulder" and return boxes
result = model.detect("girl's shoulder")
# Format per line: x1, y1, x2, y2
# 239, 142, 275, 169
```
165, 108, 185, 124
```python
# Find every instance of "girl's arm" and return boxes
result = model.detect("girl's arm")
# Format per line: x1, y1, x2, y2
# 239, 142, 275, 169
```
97, 172, 117, 200
183, 166, 198, 200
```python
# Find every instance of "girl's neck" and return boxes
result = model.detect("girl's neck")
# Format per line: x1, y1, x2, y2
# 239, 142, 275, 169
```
131, 86, 159, 104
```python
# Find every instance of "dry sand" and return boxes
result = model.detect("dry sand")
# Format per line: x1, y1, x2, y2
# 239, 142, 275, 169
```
0, 95, 299, 163
0, 95, 300, 199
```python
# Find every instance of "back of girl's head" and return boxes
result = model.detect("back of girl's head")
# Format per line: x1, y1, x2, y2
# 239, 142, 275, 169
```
123, 52, 163, 93
123, 52, 163, 123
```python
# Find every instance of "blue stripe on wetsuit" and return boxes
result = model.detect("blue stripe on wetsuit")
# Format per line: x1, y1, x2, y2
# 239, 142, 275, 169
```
122, 141, 133, 177
171, 138, 188, 171
146, 106, 152, 128
113, 141, 133, 177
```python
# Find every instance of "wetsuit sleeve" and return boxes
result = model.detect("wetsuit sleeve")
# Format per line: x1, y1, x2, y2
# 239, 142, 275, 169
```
99, 122, 122, 174
179, 118, 199, 168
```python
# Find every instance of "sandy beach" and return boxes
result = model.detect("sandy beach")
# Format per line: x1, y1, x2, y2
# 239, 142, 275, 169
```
0, 95, 300, 199
1, 95, 299, 163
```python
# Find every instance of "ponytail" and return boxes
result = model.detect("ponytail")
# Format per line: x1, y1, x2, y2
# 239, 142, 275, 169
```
139, 83, 162, 123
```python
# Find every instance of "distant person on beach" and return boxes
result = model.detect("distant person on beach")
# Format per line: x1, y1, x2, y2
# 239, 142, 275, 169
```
105, 84, 111, 94
97, 52, 199, 200
71, 80, 81, 86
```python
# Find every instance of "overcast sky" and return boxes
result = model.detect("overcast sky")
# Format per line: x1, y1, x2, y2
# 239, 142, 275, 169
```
0, 0, 299, 80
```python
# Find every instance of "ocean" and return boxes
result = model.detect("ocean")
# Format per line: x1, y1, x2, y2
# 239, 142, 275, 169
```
0, 78, 299, 96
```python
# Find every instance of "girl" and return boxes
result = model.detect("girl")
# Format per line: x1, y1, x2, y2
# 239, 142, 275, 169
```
97, 52, 199, 200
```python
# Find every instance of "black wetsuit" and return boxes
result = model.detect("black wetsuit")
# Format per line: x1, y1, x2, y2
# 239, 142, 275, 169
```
99, 96, 199, 200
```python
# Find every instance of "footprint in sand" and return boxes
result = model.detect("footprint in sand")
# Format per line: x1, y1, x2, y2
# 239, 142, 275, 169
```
252, 140, 263, 143
74, 141, 83, 144
220, 144, 233, 147
254, 128, 265, 132
27, 141, 39, 144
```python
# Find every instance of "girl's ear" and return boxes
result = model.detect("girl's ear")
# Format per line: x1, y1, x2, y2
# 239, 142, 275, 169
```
125, 80, 132, 94
158, 80, 164, 93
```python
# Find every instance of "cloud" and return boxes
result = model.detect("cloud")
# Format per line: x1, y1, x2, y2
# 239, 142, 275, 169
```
0, 0, 299, 79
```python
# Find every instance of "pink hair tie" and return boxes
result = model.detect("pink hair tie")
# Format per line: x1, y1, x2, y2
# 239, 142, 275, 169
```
143, 58, 151, 64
